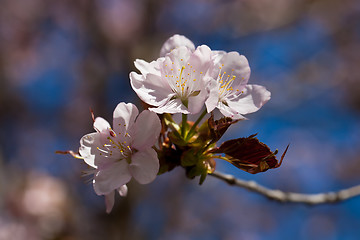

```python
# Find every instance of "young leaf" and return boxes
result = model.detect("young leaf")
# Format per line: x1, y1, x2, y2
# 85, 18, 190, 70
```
208, 113, 239, 142
210, 134, 289, 174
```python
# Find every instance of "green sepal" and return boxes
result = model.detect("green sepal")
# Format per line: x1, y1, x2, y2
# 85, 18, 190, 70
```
181, 148, 199, 167
199, 170, 208, 185
186, 165, 203, 179
168, 131, 187, 146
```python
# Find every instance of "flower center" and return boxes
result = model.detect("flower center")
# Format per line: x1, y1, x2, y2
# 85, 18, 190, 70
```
97, 130, 132, 163
164, 61, 202, 101
217, 65, 243, 101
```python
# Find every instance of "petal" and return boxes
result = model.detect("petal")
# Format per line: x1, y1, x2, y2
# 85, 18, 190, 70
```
160, 34, 195, 57
165, 46, 192, 70
79, 132, 120, 168
93, 160, 132, 195
134, 58, 162, 76
218, 102, 246, 120
187, 87, 208, 114
188, 45, 213, 80
105, 191, 115, 213
227, 84, 271, 115
211, 50, 226, 65
113, 102, 139, 136
212, 52, 251, 91
185, 45, 213, 93
205, 79, 220, 113
93, 117, 111, 133
129, 148, 159, 184
79, 132, 102, 168
117, 185, 128, 197
149, 98, 190, 114
132, 110, 161, 150
130, 72, 173, 107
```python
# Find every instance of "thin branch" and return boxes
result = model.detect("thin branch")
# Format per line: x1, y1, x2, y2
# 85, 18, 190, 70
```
210, 171, 360, 205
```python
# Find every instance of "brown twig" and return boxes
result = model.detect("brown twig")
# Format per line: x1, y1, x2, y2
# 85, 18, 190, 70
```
210, 171, 360, 205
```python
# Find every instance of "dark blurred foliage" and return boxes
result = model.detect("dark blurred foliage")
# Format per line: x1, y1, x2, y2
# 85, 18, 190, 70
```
1, 0, 360, 239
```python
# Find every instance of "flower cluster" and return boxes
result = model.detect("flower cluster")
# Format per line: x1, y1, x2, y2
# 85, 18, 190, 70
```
60, 34, 287, 212
130, 35, 270, 119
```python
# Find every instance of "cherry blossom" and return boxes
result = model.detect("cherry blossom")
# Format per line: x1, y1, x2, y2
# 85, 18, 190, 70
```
160, 34, 195, 57
130, 39, 213, 115
79, 102, 161, 212
205, 51, 271, 119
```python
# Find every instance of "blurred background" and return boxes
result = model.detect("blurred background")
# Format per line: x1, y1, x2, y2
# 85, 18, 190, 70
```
1, 0, 360, 239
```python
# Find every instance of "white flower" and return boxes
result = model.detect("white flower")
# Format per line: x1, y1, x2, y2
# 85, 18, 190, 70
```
159, 34, 195, 57
205, 51, 271, 119
130, 36, 213, 114
79, 102, 161, 212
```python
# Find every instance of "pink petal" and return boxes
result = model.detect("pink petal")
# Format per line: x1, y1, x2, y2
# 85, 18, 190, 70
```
188, 45, 213, 78
134, 58, 162, 76
165, 46, 192, 70
79, 133, 102, 168
129, 148, 159, 184
211, 50, 226, 65
187, 88, 208, 114
130, 72, 173, 107
118, 185, 128, 197
212, 52, 251, 90
93, 117, 110, 133
218, 102, 246, 120
205, 79, 221, 113
79, 132, 120, 168
132, 110, 161, 150
105, 191, 115, 213
149, 98, 190, 114
227, 84, 271, 115
160, 34, 195, 57
93, 160, 132, 195
113, 102, 139, 137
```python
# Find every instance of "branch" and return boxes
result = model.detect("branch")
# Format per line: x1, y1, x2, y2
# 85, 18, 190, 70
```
210, 171, 360, 205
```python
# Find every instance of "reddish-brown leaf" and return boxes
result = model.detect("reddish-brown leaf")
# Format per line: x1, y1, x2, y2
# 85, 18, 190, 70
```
208, 113, 239, 142
210, 134, 289, 174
